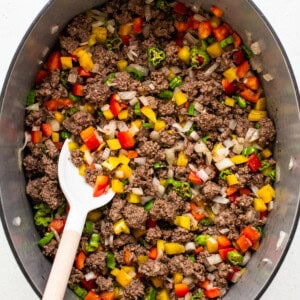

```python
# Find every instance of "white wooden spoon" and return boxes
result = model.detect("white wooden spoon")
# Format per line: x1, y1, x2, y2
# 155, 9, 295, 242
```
42, 139, 115, 300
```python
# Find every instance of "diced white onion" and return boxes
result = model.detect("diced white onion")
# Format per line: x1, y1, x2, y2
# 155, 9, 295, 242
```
167, 167, 174, 178
101, 104, 110, 112
84, 271, 97, 281
245, 128, 259, 142
118, 91, 137, 100
129, 97, 139, 106
117, 121, 129, 132
131, 187, 144, 196
250, 184, 259, 195
49, 119, 60, 132
189, 131, 200, 141
250, 41, 261, 55
212, 196, 229, 204
182, 276, 194, 285
263, 73, 274, 82
211, 203, 221, 215
67, 73, 77, 84
101, 147, 111, 161
134, 157, 146, 165
268, 200, 274, 211
26, 103, 40, 111
193, 14, 206, 22
165, 148, 176, 165
231, 270, 242, 283
150, 131, 160, 141
139, 96, 149, 106
204, 62, 219, 76
215, 158, 234, 171
196, 169, 209, 182
140, 196, 153, 204
184, 32, 198, 45
242, 251, 251, 266
172, 121, 193, 133
194, 102, 203, 112
12, 216, 22, 227
128, 64, 149, 77
84, 150, 94, 165
185, 242, 196, 252
223, 138, 234, 149
276, 230, 287, 250
207, 254, 222, 265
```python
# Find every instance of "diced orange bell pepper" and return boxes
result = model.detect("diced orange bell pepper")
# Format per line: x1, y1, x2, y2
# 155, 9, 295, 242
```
31, 130, 43, 144
44, 98, 73, 111
204, 287, 221, 299
199, 279, 210, 289
232, 32, 242, 48
117, 131, 135, 149
190, 202, 205, 221
75, 251, 86, 270
236, 60, 250, 78
124, 248, 133, 266
226, 185, 238, 196
133, 17, 143, 34
148, 247, 158, 260
93, 175, 109, 197
41, 123, 52, 138
84, 290, 101, 300
98, 291, 115, 300
47, 51, 61, 71
110, 94, 127, 117
241, 226, 261, 244
198, 20, 212, 39
72, 83, 85, 96
210, 5, 224, 18
188, 171, 203, 185
212, 24, 230, 41
236, 234, 252, 253
174, 20, 190, 33
80, 126, 100, 151
48, 218, 66, 234
174, 283, 189, 298
127, 150, 138, 159
240, 89, 261, 103
217, 235, 232, 249
244, 76, 260, 90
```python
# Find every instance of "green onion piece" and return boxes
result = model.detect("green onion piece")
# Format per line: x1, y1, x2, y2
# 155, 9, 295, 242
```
201, 135, 211, 144
242, 146, 257, 156
227, 250, 244, 266
259, 160, 270, 171
142, 122, 154, 128
60, 70, 69, 87
84, 220, 94, 235
219, 35, 234, 48
191, 290, 204, 300
158, 90, 173, 99
60, 130, 71, 140
241, 44, 253, 59
155, 0, 170, 12
144, 199, 155, 212
105, 72, 116, 86
187, 103, 195, 116
255, 123, 260, 129
97, 109, 104, 118
90, 233, 100, 248
233, 95, 247, 109
188, 255, 196, 263
38, 232, 55, 247
267, 169, 276, 180
145, 286, 157, 300
105, 37, 122, 51
200, 218, 213, 226
70, 284, 88, 299
34, 203, 53, 227
66, 107, 79, 116
68, 92, 80, 102
26, 89, 36, 106
194, 234, 210, 246
206, 36, 216, 45
106, 251, 116, 269
126, 66, 144, 82
219, 169, 232, 180
147, 47, 166, 67
169, 75, 183, 89
186, 124, 195, 135
153, 162, 166, 169
134, 101, 141, 115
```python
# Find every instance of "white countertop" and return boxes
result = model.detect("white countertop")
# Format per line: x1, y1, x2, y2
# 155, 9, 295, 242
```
0, 1, 299, 299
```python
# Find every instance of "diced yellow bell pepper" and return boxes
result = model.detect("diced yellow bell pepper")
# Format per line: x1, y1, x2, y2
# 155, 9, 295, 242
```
154, 120, 166, 131
106, 139, 121, 151
248, 109, 267, 122
174, 89, 188, 106
127, 193, 141, 203
92, 27, 107, 44
68, 141, 79, 151
167, 69, 176, 81
103, 109, 114, 120
88, 34, 97, 47
262, 167, 273, 177
60, 56, 73, 70
116, 269, 132, 287
223, 67, 237, 83
111, 179, 124, 193
174, 215, 191, 231
51, 132, 60, 143
137, 255, 148, 265
111, 268, 120, 277
151, 277, 164, 288
113, 218, 130, 235
207, 42, 224, 58
141, 106, 157, 123
87, 209, 101, 222
224, 96, 235, 107
121, 266, 136, 274
177, 151, 189, 167
178, 45, 190, 65
173, 272, 183, 284
230, 155, 248, 164
131, 119, 142, 129
261, 148, 272, 159
108, 156, 122, 169
164, 243, 185, 255
77, 50, 94, 72
156, 289, 170, 300
226, 174, 239, 186
205, 206, 215, 221
253, 198, 267, 212
78, 164, 86, 176
118, 154, 130, 165
257, 184, 275, 203
54, 111, 65, 123
157, 239, 165, 252
206, 237, 219, 253
117, 59, 128, 72
115, 164, 132, 179
118, 109, 129, 120
119, 23, 132, 35
255, 98, 266, 111
79, 144, 89, 152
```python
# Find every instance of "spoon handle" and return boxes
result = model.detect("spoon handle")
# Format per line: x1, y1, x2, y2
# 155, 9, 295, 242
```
42, 209, 86, 300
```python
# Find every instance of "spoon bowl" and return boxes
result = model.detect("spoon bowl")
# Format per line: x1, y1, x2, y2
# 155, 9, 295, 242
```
42, 139, 115, 300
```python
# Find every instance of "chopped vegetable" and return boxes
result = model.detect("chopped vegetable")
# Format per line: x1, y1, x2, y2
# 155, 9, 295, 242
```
147, 47, 166, 67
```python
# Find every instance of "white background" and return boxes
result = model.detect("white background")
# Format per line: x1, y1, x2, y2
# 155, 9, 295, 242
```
0, 0, 299, 299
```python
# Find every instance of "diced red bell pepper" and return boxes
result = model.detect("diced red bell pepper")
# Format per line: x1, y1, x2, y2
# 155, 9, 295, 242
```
232, 32, 242, 48
233, 49, 246, 66
53, 141, 64, 151
35, 69, 49, 85
222, 78, 237, 96
146, 218, 157, 229
110, 94, 127, 117
174, 2, 189, 15
219, 247, 235, 260
241, 226, 261, 244
212, 24, 230, 42
85, 290, 101, 300
75, 251, 86, 270
247, 153, 262, 172
119, 34, 132, 46
117, 131, 135, 149
174, 20, 190, 33
204, 287, 221, 299
188, 171, 203, 185
80, 278, 96, 291
236, 234, 252, 253
244, 76, 260, 90
133, 17, 143, 34
48, 218, 66, 234
93, 175, 109, 197
78, 66, 93, 77
210, 5, 224, 18
227, 266, 241, 281
236, 60, 250, 78
240, 88, 260, 103
239, 187, 251, 195
198, 20, 212, 39
80, 126, 101, 151
217, 235, 232, 249
47, 51, 61, 71
260, 210, 268, 220
174, 283, 190, 298
72, 83, 85, 96
31, 130, 43, 144
148, 247, 158, 260
188, 16, 200, 30
41, 123, 53, 138
228, 193, 238, 204
44, 98, 73, 111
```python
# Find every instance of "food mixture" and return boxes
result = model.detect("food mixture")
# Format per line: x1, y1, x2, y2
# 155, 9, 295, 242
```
23, 0, 276, 299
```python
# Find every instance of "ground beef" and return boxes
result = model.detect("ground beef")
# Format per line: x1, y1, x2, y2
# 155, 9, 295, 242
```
59, 35, 80, 53
145, 226, 162, 245
109, 196, 126, 222
202, 181, 221, 200
121, 279, 145, 300
137, 140, 161, 158
113, 234, 137, 249
138, 260, 169, 277
62, 111, 95, 135
95, 276, 114, 292
159, 131, 178, 147
68, 268, 84, 285
70, 149, 84, 167
194, 112, 223, 132
258, 117, 276, 147
112, 72, 142, 92
24, 110, 43, 127
40, 155, 57, 180
149, 199, 177, 223
171, 227, 195, 243
164, 42, 179, 65
23, 155, 40, 176
66, 14, 92, 42
42, 239, 58, 258
123, 203, 148, 229
84, 81, 111, 108
85, 251, 107, 273
158, 102, 177, 116
168, 255, 195, 277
